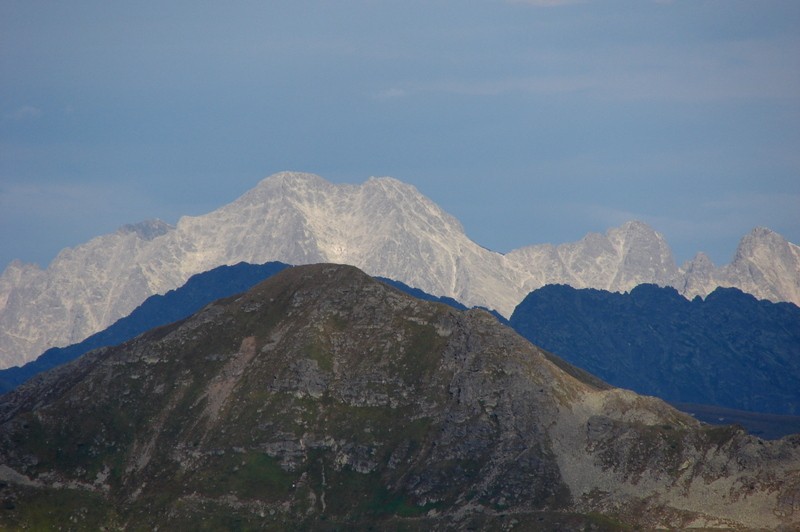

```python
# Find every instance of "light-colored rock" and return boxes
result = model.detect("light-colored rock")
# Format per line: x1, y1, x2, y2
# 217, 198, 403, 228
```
1, 172, 798, 369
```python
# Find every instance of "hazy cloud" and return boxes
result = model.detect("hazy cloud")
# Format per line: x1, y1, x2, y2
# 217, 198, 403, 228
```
0, 181, 169, 268
701, 192, 800, 228
507, 0, 588, 6
374, 88, 407, 100
590, 39, 800, 102
0, 182, 142, 220
10, 106, 43, 121
400, 76, 593, 97
389, 34, 800, 103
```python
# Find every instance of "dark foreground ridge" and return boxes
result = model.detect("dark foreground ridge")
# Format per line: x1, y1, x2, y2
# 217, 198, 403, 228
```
0, 264, 477, 396
1, 264, 799, 530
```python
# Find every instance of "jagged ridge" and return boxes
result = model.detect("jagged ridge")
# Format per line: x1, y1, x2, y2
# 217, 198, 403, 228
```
1, 171, 798, 368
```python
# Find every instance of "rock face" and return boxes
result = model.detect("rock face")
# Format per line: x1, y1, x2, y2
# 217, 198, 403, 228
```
719, 227, 800, 305
0, 173, 522, 368
1, 171, 799, 368
510, 283, 800, 416
506, 220, 680, 294
0, 264, 798, 530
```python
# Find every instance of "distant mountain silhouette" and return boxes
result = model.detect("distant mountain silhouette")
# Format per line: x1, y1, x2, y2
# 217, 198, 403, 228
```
510, 283, 800, 416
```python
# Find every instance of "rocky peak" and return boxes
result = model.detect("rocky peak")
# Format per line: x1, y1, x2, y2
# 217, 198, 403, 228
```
609, 221, 676, 270
676, 251, 720, 299
611, 219, 660, 240
733, 226, 787, 261
548, 221, 678, 292
726, 227, 800, 305
684, 251, 715, 270
231, 171, 333, 208
257, 170, 329, 189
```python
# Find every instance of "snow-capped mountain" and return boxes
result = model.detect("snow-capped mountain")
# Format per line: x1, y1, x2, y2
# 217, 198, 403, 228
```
1, 171, 798, 369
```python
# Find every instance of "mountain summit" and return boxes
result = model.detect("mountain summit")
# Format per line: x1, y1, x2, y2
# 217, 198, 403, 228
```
1, 264, 798, 529
505, 220, 680, 293
1, 172, 798, 368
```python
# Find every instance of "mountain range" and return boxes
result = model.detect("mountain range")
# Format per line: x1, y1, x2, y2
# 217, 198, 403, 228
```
3, 259, 798, 439
2, 171, 798, 369
2, 264, 799, 530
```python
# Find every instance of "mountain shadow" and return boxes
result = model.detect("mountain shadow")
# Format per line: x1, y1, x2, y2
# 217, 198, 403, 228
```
510, 283, 800, 416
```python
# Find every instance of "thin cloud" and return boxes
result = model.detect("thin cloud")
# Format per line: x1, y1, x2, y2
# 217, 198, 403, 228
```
510, 0, 671, 4
10, 106, 43, 121
507, 0, 588, 6
0, 180, 173, 268
0, 181, 164, 236
701, 192, 800, 228
590, 38, 800, 102
386, 35, 800, 103
387, 76, 593, 98
373, 88, 407, 100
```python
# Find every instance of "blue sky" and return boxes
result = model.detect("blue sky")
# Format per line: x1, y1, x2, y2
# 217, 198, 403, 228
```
2, 0, 799, 271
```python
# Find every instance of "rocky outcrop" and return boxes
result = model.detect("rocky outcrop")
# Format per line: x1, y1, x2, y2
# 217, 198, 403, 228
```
506, 220, 680, 294
720, 226, 800, 304
0, 264, 798, 529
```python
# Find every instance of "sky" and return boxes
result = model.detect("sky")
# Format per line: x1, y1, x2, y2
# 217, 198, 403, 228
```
1, 0, 799, 272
